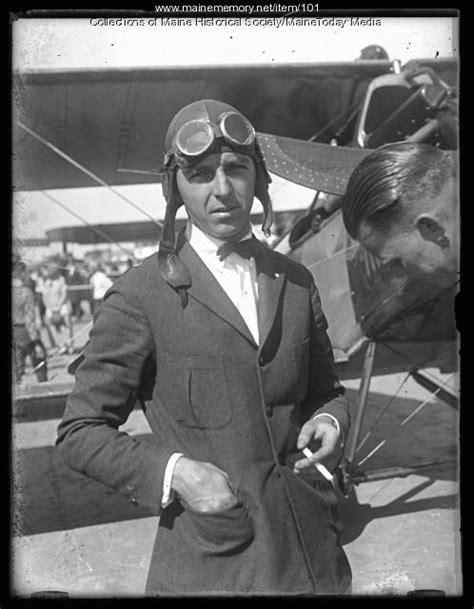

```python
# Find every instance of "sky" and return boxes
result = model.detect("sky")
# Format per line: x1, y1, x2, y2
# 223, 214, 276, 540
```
13, 16, 457, 70
12, 15, 458, 244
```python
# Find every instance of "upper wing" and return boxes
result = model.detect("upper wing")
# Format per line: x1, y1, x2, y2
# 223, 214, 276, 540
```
13, 61, 392, 191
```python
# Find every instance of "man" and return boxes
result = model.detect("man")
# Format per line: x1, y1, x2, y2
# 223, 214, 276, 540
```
57, 100, 351, 595
342, 142, 459, 289
88, 261, 113, 313
42, 265, 75, 353
12, 261, 48, 383
357, 44, 389, 60
65, 261, 85, 321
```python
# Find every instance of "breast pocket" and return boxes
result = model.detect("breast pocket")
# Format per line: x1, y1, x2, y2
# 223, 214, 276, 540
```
181, 357, 231, 429
293, 337, 310, 403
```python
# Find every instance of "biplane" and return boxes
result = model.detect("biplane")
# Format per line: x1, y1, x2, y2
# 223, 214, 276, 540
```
12, 52, 459, 497
257, 56, 459, 493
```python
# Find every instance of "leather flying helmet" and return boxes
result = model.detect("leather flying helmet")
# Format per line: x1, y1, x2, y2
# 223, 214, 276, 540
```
158, 99, 273, 306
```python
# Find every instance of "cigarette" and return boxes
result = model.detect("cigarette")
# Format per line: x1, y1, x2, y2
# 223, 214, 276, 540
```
302, 447, 334, 482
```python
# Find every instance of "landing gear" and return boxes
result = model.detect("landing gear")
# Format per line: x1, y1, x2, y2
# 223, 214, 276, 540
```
335, 340, 458, 497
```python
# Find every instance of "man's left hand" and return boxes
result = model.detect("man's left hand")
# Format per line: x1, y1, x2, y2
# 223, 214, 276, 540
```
293, 416, 342, 475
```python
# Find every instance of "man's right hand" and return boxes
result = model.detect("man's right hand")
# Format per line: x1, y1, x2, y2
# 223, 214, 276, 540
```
171, 457, 239, 514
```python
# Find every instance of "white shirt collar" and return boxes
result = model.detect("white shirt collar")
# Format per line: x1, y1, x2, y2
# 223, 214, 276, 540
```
186, 222, 253, 273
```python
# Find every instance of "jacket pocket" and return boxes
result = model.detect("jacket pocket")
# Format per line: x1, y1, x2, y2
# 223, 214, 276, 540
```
186, 501, 255, 556
184, 357, 231, 429
293, 337, 310, 403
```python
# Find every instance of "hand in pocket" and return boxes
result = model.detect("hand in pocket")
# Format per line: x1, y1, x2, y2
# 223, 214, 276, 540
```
173, 458, 255, 555
172, 457, 239, 514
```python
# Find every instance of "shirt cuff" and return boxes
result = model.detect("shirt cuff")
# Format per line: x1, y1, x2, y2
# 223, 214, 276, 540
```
161, 452, 184, 509
311, 413, 343, 445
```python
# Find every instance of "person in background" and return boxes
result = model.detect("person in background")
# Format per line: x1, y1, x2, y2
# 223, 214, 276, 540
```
357, 44, 389, 60
42, 265, 74, 354
65, 261, 85, 321
88, 262, 113, 314
35, 266, 48, 323
12, 261, 48, 383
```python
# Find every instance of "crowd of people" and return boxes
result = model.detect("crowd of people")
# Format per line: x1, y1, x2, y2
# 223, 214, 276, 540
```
12, 253, 134, 385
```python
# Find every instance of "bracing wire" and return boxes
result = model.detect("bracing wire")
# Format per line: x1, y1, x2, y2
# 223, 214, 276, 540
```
40, 191, 138, 260
356, 372, 456, 467
382, 342, 459, 392
306, 243, 359, 272
355, 370, 412, 454
16, 120, 163, 228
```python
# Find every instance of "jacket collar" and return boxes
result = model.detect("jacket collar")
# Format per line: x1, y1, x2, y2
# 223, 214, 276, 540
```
256, 243, 287, 349
176, 231, 287, 350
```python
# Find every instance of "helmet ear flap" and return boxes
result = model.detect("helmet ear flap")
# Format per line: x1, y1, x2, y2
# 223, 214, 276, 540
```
160, 169, 183, 252
158, 168, 191, 301
161, 152, 175, 200
253, 144, 273, 237
255, 178, 273, 237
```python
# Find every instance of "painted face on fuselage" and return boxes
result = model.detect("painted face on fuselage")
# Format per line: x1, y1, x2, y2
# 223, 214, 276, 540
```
176, 151, 256, 242
357, 180, 459, 288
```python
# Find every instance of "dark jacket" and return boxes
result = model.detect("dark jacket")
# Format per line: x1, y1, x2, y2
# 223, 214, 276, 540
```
57, 238, 351, 595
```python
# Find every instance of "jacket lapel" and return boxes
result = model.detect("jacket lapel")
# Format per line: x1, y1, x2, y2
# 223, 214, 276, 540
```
256, 244, 287, 349
178, 240, 258, 348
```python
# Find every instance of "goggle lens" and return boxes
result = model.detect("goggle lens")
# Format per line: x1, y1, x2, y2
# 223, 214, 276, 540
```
220, 112, 255, 146
175, 121, 214, 156
174, 112, 255, 158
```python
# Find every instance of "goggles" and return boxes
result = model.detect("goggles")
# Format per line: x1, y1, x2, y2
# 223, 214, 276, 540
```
172, 111, 256, 158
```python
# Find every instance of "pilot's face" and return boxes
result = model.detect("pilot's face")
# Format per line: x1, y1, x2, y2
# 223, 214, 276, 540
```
357, 181, 458, 288
176, 151, 256, 242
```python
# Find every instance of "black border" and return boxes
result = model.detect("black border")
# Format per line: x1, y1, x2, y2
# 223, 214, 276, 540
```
6, 5, 468, 608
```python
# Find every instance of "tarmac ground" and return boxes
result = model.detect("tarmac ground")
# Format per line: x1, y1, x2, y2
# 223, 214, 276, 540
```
11, 316, 462, 597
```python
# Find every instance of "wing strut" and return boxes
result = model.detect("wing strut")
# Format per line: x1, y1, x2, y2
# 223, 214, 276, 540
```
344, 341, 377, 466
338, 341, 376, 496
